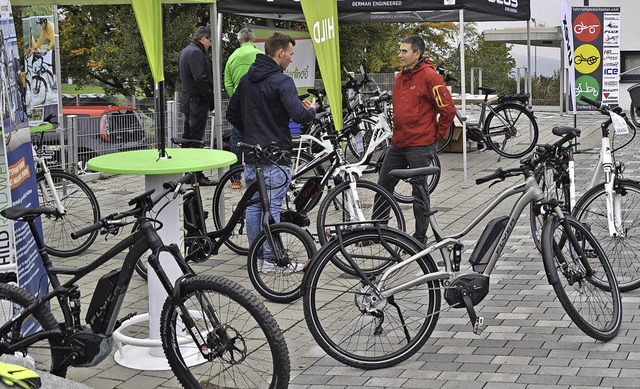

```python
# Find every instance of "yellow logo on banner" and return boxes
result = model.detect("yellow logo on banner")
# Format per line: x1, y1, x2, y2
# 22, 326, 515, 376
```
574, 44, 600, 74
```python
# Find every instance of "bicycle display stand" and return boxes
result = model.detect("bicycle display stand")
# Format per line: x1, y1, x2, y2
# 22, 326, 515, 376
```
87, 148, 236, 370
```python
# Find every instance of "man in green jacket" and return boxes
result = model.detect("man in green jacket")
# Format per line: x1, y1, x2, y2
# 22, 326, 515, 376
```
224, 27, 262, 189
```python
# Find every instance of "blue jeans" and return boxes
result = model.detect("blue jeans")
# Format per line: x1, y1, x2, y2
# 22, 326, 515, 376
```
244, 164, 291, 254
230, 128, 243, 178
377, 144, 437, 244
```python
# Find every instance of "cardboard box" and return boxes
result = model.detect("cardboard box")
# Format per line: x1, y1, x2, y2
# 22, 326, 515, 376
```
443, 126, 478, 153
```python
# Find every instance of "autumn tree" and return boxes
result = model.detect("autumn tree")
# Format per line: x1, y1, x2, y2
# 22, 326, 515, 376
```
58, 4, 212, 97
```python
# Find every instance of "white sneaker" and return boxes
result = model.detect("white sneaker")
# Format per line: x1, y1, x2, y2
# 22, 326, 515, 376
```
260, 261, 305, 273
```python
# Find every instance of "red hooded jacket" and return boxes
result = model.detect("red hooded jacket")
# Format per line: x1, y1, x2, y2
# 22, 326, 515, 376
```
391, 58, 456, 148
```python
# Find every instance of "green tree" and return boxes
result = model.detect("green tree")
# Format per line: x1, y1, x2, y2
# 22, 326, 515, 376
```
444, 24, 516, 94
338, 23, 398, 74
58, 4, 209, 97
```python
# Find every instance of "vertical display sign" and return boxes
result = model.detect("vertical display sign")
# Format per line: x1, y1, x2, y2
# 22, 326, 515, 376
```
22, 15, 59, 124
251, 26, 316, 94
572, 6, 621, 111
1, 1, 49, 318
561, 0, 576, 113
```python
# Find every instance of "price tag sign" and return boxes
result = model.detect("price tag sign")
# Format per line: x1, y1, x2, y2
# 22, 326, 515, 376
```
610, 111, 630, 135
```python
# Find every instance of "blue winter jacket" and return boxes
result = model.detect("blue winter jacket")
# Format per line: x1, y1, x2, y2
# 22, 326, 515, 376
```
226, 54, 315, 164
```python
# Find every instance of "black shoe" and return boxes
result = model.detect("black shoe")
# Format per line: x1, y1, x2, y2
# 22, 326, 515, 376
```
197, 176, 218, 186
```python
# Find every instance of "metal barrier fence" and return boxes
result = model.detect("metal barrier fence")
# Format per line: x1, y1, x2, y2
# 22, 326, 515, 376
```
52, 99, 233, 173
58, 76, 399, 172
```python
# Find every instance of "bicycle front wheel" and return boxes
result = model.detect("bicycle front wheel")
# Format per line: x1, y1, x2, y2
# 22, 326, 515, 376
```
541, 214, 622, 341
572, 179, 640, 292
484, 103, 538, 158
316, 179, 405, 246
0, 283, 67, 377
247, 222, 316, 303
530, 162, 570, 252
37, 170, 100, 257
392, 153, 441, 203
303, 227, 441, 369
161, 275, 290, 389
212, 165, 249, 254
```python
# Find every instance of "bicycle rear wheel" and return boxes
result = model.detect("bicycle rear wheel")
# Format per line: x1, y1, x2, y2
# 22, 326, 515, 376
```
303, 227, 441, 369
572, 179, 640, 292
483, 103, 538, 159
37, 170, 100, 257
392, 153, 441, 203
0, 283, 67, 377
161, 275, 290, 389
316, 179, 405, 246
247, 222, 316, 303
212, 165, 249, 254
540, 214, 622, 341
436, 123, 454, 153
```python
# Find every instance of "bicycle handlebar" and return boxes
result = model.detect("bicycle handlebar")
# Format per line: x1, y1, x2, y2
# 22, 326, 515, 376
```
579, 95, 604, 110
475, 168, 522, 185
70, 173, 194, 239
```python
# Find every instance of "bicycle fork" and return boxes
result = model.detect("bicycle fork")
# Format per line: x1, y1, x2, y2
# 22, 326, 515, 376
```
599, 136, 625, 237
150, 245, 234, 361
36, 156, 67, 214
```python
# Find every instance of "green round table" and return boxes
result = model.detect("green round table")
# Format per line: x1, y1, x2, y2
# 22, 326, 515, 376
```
88, 148, 236, 370
87, 148, 236, 174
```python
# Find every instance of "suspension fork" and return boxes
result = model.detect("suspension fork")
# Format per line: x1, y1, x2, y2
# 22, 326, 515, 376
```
567, 143, 576, 211
37, 156, 66, 213
599, 134, 624, 237
343, 173, 366, 222
549, 208, 594, 279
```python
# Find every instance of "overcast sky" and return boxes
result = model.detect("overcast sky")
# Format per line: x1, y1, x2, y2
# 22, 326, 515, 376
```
476, 0, 563, 76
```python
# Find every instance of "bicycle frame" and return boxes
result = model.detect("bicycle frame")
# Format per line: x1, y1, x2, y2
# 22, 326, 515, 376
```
377, 175, 552, 298
189, 159, 285, 258
0, 221, 190, 367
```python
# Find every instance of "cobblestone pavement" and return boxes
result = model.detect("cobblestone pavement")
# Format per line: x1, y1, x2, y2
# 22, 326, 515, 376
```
37, 110, 640, 388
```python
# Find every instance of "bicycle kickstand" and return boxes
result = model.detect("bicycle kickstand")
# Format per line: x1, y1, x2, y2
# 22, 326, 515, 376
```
461, 292, 485, 335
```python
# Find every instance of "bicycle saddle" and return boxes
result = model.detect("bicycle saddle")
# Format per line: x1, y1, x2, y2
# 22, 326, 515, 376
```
171, 137, 205, 148
315, 111, 331, 120
477, 86, 497, 95
389, 166, 440, 179
552, 126, 581, 138
1, 206, 57, 221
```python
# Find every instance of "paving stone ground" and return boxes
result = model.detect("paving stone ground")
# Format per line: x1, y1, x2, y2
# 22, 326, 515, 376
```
34, 109, 640, 388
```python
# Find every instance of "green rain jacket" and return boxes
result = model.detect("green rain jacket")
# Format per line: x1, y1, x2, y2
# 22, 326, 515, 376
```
224, 42, 263, 96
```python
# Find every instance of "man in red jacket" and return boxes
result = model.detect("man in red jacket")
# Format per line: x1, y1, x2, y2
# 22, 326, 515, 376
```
377, 35, 456, 245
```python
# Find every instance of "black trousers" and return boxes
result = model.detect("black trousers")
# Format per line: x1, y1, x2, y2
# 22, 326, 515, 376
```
183, 96, 209, 141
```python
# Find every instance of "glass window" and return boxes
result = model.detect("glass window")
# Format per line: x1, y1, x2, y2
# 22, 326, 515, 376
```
621, 51, 640, 82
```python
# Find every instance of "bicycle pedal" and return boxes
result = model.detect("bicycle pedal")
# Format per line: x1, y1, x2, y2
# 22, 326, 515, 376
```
473, 317, 485, 335
114, 312, 137, 330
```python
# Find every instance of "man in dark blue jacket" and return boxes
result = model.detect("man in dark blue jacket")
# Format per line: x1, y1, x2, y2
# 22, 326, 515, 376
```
227, 32, 316, 272
179, 26, 215, 185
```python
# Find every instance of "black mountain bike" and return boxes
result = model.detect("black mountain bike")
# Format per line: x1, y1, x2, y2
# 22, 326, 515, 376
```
134, 139, 317, 304
0, 176, 290, 388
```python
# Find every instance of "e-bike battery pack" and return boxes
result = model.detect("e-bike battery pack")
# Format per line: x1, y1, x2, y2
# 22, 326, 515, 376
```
469, 216, 509, 272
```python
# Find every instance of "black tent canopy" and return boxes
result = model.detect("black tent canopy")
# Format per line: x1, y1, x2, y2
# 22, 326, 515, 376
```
217, 0, 531, 23
213, 0, 532, 183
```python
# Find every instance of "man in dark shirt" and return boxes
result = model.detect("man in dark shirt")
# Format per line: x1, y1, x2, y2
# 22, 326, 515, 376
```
179, 26, 215, 186
227, 32, 316, 271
